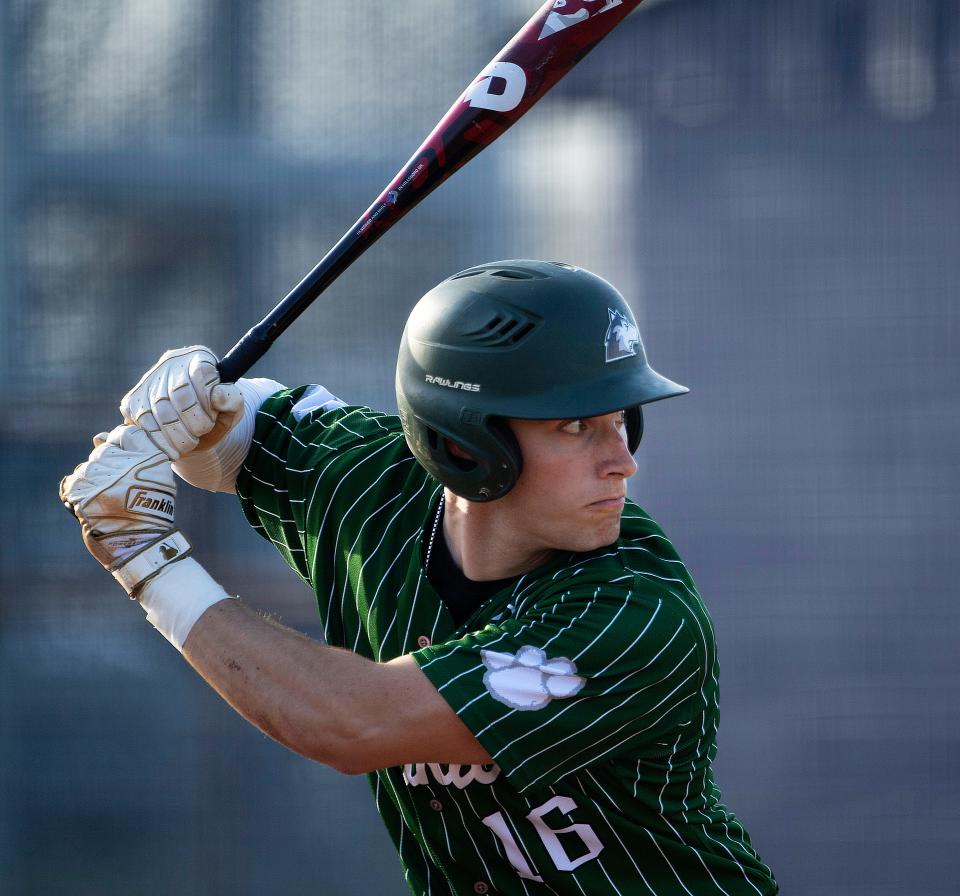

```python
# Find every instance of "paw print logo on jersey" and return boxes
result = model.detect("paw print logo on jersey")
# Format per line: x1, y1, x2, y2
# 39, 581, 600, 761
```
481, 645, 586, 711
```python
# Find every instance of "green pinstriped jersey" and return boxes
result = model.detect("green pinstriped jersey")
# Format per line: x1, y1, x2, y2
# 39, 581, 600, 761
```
236, 386, 778, 896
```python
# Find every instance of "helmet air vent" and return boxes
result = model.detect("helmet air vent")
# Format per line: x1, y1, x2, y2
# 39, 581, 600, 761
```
450, 264, 548, 281
460, 307, 540, 348
491, 269, 533, 280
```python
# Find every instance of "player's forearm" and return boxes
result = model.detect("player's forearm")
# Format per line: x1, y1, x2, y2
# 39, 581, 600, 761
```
182, 599, 381, 773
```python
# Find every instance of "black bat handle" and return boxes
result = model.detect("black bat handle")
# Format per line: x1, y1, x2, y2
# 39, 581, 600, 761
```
217, 225, 365, 384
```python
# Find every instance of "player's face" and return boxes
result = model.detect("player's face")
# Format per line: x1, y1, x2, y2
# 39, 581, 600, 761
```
500, 410, 638, 553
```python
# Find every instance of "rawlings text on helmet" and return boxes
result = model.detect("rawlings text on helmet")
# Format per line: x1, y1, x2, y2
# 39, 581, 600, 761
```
425, 374, 481, 392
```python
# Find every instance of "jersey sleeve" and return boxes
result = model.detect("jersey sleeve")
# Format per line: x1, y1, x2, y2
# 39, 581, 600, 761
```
412, 585, 707, 794
235, 385, 417, 590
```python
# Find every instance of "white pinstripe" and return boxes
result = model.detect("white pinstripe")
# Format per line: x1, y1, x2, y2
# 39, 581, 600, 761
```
446, 786, 498, 886
520, 661, 700, 791
488, 613, 682, 766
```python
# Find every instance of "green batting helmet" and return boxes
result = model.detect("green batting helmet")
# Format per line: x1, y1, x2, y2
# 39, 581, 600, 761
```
396, 260, 688, 501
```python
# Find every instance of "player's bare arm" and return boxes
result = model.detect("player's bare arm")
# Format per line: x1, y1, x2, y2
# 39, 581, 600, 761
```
59, 411, 490, 774
181, 600, 493, 773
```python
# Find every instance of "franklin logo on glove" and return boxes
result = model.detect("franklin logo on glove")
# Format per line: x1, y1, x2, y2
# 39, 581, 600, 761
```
126, 487, 175, 522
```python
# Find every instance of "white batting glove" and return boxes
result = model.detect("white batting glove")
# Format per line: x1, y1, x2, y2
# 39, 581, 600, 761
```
59, 424, 192, 596
120, 346, 243, 461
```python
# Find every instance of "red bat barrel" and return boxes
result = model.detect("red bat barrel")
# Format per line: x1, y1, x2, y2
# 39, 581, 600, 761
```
218, 0, 644, 383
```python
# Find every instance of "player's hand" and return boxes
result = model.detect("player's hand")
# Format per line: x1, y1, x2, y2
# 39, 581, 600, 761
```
120, 346, 243, 461
59, 424, 191, 596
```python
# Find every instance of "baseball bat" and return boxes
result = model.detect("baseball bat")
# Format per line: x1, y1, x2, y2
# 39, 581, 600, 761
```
217, 0, 645, 384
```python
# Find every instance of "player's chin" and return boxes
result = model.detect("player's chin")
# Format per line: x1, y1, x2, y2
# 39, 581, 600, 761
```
569, 510, 623, 551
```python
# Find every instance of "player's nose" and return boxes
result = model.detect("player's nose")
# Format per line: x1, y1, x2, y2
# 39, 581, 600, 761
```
597, 415, 638, 480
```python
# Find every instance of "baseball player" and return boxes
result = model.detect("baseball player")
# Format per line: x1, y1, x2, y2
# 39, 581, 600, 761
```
61, 261, 777, 895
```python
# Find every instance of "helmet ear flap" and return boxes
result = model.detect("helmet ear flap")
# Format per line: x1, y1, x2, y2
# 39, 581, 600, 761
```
443, 417, 521, 502
427, 426, 474, 472
485, 417, 522, 492
626, 406, 644, 453
400, 406, 523, 502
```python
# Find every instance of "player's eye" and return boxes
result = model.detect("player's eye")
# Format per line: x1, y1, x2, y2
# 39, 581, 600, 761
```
559, 419, 586, 435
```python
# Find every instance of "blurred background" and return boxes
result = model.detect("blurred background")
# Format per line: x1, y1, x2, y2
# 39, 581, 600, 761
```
1, 0, 958, 893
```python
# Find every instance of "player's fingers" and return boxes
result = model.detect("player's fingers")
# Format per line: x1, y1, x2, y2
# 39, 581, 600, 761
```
59, 464, 83, 497
195, 384, 242, 452
168, 382, 216, 435
121, 346, 197, 414
59, 474, 75, 508
149, 388, 202, 453
120, 387, 150, 427
59, 470, 84, 517
186, 354, 222, 412
155, 418, 198, 458
106, 424, 164, 455
129, 408, 180, 461
189, 355, 220, 390
210, 383, 243, 415
59, 458, 95, 509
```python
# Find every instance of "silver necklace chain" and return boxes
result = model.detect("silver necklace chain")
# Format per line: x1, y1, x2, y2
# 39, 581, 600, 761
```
424, 492, 445, 572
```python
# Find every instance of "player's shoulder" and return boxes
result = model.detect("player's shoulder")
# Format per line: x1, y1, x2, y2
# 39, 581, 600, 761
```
544, 501, 689, 587
243, 386, 423, 502
254, 385, 405, 453
615, 502, 708, 624
616, 500, 692, 581
520, 501, 707, 632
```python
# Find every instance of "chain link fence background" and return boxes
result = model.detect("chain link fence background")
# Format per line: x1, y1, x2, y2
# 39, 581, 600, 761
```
2, 1, 958, 893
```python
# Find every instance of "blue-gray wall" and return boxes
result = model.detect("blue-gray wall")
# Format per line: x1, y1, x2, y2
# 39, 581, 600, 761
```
2, 2, 958, 893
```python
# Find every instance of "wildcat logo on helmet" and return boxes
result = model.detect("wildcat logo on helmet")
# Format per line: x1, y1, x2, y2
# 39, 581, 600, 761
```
604, 307, 640, 362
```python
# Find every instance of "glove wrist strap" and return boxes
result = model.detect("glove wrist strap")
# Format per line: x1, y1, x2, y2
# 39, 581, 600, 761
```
138, 556, 234, 652
112, 530, 193, 596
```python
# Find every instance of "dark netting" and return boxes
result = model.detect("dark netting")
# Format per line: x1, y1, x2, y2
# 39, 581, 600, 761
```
2, 1, 958, 893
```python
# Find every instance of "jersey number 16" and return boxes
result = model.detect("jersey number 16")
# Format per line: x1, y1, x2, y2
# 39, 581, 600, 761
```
482, 795, 604, 882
